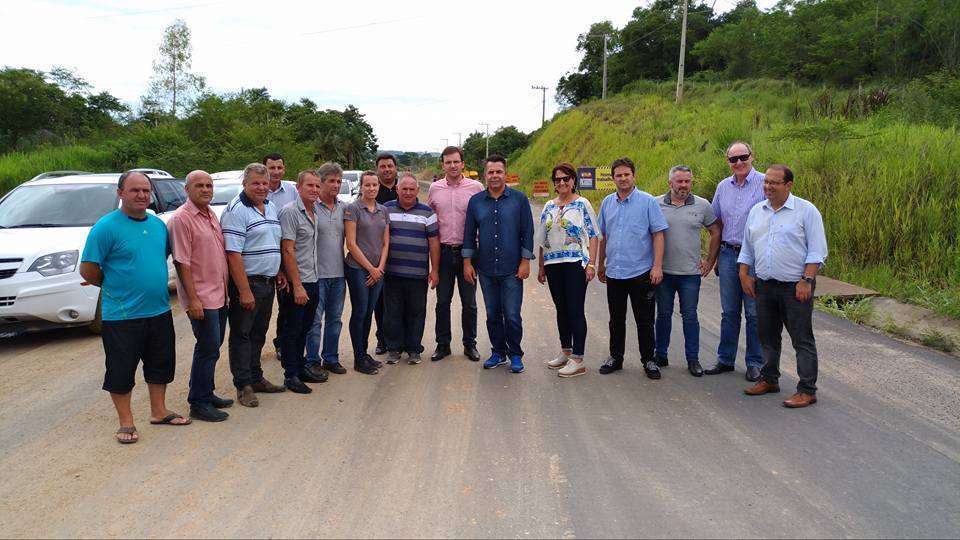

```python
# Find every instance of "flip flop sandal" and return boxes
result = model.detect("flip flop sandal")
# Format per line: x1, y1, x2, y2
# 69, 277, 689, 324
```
116, 426, 139, 444
150, 413, 192, 426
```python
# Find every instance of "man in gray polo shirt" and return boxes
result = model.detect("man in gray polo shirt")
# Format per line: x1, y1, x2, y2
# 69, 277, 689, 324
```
655, 165, 722, 377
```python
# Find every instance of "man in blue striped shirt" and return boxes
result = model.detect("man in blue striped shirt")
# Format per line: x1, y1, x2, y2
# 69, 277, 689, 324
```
221, 163, 287, 407
739, 164, 828, 409
382, 174, 440, 364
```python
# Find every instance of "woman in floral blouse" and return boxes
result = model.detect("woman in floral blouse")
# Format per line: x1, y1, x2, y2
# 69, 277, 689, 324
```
534, 163, 602, 378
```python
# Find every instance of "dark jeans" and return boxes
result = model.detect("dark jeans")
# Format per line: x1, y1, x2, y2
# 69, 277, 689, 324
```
756, 279, 819, 395
717, 244, 763, 368
272, 288, 285, 352
228, 276, 275, 389
305, 278, 346, 367
655, 274, 702, 361
374, 293, 385, 348
278, 281, 320, 379
435, 246, 478, 347
544, 262, 589, 356
606, 272, 656, 362
478, 273, 524, 358
345, 265, 384, 361
188, 306, 228, 405
384, 275, 428, 354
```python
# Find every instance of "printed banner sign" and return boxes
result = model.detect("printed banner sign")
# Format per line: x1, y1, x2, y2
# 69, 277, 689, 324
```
532, 180, 551, 198
577, 167, 596, 190
506, 173, 520, 186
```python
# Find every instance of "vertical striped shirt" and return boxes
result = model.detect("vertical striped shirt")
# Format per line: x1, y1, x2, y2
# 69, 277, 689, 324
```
221, 192, 282, 277
384, 200, 438, 278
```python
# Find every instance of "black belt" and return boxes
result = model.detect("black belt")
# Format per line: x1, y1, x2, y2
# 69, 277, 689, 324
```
721, 241, 742, 251
441, 244, 463, 250
246, 275, 275, 283
758, 278, 797, 286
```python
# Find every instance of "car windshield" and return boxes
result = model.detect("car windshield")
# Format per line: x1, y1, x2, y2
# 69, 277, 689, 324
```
339, 181, 352, 194
151, 179, 187, 212
0, 183, 119, 228
212, 182, 242, 205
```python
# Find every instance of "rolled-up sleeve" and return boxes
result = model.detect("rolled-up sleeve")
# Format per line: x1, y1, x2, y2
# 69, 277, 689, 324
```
804, 204, 828, 265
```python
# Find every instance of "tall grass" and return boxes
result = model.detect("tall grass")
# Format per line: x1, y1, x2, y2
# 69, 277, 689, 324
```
0, 145, 113, 196
513, 80, 960, 318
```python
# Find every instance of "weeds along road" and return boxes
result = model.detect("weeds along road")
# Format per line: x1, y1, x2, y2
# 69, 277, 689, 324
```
1, 263, 958, 538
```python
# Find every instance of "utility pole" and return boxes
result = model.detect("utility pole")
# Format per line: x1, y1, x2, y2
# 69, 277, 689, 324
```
479, 122, 490, 158
676, 0, 688, 105
454, 132, 462, 146
532, 85, 547, 128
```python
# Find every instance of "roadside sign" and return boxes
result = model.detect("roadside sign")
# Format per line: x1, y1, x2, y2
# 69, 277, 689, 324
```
577, 167, 596, 190
595, 166, 614, 190
506, 173, 520, 186
532, 180, 551, 198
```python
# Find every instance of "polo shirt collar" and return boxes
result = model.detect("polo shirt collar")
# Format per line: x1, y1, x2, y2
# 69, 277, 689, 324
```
662, 191, 694, 206
239, 191, 270, 209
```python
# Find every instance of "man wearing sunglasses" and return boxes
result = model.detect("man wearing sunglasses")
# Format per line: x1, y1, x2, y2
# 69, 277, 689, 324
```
707, 141, 766, 381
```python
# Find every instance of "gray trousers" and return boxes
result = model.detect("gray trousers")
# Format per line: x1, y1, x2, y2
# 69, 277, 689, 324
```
756, 279, 819, 395
228, 276, 275, 389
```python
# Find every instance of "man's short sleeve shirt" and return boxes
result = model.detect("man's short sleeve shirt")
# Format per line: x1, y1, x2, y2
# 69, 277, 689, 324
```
597, 188, 669, 279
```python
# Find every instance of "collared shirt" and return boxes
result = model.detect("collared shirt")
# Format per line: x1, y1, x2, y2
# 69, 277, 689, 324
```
315, 198, 346, 278
597, 188, 669, 280
427, 176, 484, 245
711, 167, 765, 245
738, 194, 828, 282
534, 196, 602, 268
267, 180, 299, 210
221, 192, 282, 277
376, 181, 398, 205
344, 200, 389, 270
462, 186, 534, 277
167, 198, 228, 310
659, 192, 717, 275
279, 196, 319, 283
384, 200, 438, 279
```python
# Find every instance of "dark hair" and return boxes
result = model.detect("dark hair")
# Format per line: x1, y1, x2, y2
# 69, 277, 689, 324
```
484, 154, 507, 169
440, 146, 464, 162
767, 163, 794, 183
117, 170, 149, 190
261, 152, 284, 164
376, 153, 397, 167
551, 162, 578, 192
360, 170, 379, 184
610, 157, 635, 175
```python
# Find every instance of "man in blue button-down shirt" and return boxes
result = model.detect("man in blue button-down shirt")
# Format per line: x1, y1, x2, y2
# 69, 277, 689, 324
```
463, 155, 534, 374
738, 164, 828, 409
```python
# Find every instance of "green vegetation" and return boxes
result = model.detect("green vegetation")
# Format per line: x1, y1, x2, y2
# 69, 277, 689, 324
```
0, 145, 112, 194
919, 329, 957, 353
815, 296, 874, 325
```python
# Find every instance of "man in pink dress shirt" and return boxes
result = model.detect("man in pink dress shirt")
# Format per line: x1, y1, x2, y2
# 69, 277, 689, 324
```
426, 146, 484, 362
167, 170, 233, 422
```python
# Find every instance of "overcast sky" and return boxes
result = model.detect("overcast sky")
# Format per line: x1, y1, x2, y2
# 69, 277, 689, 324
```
3, 0, 776, 152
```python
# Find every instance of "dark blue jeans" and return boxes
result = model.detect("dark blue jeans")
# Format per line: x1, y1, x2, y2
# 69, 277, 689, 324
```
717, 244, 762, 368
478, 273, 524, 358
188, 306, 228, 406
655, 274, 701, 362
305, 277, 346, 368
345, 265, 384, 361
278, 281, 320, 379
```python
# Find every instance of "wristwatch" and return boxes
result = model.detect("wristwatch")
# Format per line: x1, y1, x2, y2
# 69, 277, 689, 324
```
586, 263, 596, 269
802, 276, 815, 284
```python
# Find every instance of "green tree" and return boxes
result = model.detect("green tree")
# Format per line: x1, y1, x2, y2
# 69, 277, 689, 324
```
556, 21, 620, 107
144, 19, 206, 118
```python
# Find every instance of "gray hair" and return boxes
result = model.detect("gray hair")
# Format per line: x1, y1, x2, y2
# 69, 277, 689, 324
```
668, 165, 692, 181
242, 162, 268, 183
297, 169, 320, 184
725, 140, 753, 156
398, 172, 418, 186
316, 162, 343, 182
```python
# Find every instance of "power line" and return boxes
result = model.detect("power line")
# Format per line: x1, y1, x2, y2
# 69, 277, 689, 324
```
84, 1, 224, 19
301, 15, 423, 36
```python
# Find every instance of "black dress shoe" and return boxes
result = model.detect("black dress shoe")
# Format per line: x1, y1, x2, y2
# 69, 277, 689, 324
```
644, 361, 662, 380
687, 360, 704, 377
374, 344, 387, 355
463, 345, 481, 362
354, 357, 379, 375
299, 368, 326, 384
704, 363, 735, 375
745, 366, 761, 382
304, 364, 329, 382
598, 357, 623, 375
654, 355, 669, 367
210, 394, 234, 409
367, 355, 384, 369
323, 362, 347, 375
285, 377, 313, 394
431, 344, 452, 362
190, 403, 229, 422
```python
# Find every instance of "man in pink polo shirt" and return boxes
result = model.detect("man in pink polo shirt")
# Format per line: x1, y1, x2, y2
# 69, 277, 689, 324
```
167, 170, 233, 422
427, 146, 484, 362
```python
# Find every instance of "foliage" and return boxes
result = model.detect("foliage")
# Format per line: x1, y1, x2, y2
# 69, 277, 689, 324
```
815, 296, 874, 324
143, 19, 206, 118
461, 126, 532, 171
0, 145, 113, 195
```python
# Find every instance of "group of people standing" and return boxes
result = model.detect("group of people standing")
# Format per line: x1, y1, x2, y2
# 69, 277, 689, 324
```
80, 142, 827, 445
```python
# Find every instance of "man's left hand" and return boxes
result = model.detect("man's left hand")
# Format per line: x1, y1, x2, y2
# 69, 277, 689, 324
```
428, 270, 439, 289
276, 272, 289, 292
796, 280, 813, 303
650, 265, 663, 285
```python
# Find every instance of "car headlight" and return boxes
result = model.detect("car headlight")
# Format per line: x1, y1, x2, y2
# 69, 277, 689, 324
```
27, 250, 79, 276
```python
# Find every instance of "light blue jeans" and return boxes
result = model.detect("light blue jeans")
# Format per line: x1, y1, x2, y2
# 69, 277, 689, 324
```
304, 277, 346, 367
717, 245, 762, 368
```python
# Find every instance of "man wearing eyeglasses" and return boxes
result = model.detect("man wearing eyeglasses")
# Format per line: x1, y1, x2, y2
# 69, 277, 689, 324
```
706, 141, 766, 381
739, 165, 827, 408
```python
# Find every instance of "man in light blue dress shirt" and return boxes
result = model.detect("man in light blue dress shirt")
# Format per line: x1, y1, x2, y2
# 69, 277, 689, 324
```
738, 165, 828, 409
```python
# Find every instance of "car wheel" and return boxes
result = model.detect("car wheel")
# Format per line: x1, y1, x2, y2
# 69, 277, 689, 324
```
88, 294, 103, 335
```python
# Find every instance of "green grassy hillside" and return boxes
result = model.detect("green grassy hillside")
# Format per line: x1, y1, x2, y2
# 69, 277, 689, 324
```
512, 80, 960, 318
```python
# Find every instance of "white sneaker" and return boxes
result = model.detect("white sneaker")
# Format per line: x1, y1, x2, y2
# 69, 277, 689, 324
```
558, 358, 586, 378
547, 351, 570, 369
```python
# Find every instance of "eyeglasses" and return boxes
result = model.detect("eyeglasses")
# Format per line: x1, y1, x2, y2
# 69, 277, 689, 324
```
727, 154, 751, 164
552, 175, 573, 183
763, 179, 787, 185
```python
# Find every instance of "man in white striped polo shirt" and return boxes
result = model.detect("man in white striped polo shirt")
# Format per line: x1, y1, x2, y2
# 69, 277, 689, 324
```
382, 173, 440, 364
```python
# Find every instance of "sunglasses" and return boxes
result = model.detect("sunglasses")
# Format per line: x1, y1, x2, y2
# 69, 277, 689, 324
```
727, 154, 751, 164
552, 175, 573, 183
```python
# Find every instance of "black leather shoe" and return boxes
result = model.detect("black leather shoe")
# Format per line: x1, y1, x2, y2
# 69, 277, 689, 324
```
368, 355, 384, 369
654, 355, 669, 368
190, 403, 228, 422
304, 364, 329, 382
374, 343, 387, 355
323, 362, 347, 375
210, 394, 234, 409
688, 360, 704, 377
431, 344, 452, 362
354, 357, 379, 375
299, 368, 326, 384
704, 363, 735, 375
285, 377, 312, 394
598, 357, 623, 375
463, 345, 481, 361
644, 361, 662, 380
745, 366, 762, 382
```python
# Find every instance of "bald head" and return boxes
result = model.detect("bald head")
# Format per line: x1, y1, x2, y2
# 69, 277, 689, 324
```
186, 170, 212, 185
184, 169, 214, 209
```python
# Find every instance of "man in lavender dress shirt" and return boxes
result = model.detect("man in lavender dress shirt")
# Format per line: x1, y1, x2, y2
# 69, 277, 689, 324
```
706, 141, 766, 381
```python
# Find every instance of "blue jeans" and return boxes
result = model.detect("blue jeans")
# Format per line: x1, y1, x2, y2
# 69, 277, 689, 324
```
345, 265, 384, 361
188, 306, 228, 406
478, 273, 524, 358
305, 277, 346, 367
717, 244, 762, 368
655, 274, 701, 362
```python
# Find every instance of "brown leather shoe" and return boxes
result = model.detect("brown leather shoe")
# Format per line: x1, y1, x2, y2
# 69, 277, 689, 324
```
237, 385, 259, 407
744, 380, 780, 395
783, 392, 817, 408
251, 378, 286, 393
